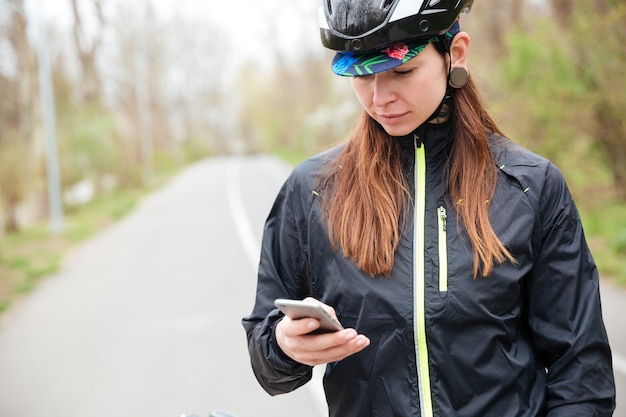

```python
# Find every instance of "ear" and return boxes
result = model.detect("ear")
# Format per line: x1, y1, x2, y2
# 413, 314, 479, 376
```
449, 31, 470, 71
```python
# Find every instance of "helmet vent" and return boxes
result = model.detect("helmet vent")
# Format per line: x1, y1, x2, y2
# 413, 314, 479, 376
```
380, 0, 394, 10
327, 0, 333, 14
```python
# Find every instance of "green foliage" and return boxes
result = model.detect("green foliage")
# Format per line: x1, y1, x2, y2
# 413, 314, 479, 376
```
489, 16, 626, 285
568, 3, 626, 201
499, 22, 589, 155
502, 26, 586, 99
581, 203, 626, 285
56, 101, 120, 187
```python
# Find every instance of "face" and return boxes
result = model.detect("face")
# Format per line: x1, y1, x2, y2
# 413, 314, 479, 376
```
350, 43, 448, 137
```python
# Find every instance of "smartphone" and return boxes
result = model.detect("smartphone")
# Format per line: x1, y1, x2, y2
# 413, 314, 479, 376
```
274, 298, 343, 333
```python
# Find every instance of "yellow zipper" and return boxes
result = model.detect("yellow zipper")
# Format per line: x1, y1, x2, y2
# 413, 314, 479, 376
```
414, 137, 433, 417
438, 206, 448, 292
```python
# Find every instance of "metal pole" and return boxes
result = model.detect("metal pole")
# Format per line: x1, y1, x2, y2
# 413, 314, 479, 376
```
34, 4, 64, 233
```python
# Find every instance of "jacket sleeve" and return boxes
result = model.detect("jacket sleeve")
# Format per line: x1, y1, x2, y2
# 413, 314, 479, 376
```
526, 162, 616, 416
241, 167, 315, 395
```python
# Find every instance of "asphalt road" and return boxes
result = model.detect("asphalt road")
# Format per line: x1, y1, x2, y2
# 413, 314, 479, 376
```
0, 155, 623, 417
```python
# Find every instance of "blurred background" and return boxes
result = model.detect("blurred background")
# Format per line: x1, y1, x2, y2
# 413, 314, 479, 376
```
0, 0, 625, 311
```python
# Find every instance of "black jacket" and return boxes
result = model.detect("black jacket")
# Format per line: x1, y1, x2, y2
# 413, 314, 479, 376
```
242, 124, 616, 417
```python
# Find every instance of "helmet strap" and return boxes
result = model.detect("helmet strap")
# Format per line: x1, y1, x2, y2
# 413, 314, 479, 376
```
426, 36, 459, 123
426, 93, 452, 123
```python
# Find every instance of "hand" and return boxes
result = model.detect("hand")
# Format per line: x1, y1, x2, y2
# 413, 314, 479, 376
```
275, 297, 370, 366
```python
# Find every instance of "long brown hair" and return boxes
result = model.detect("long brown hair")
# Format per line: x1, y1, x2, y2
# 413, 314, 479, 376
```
320, 76, 514, 278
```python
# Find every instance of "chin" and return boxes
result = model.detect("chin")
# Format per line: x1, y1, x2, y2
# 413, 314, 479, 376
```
381, 125, 417, 138
376, 118, 423, 137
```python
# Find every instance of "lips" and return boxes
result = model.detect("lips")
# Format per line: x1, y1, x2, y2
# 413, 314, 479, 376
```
378, 112, 408, 123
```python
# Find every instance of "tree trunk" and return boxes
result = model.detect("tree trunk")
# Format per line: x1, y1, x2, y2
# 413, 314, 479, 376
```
8, 1, 38, 143
70, 0, 104, 103
595, 101, 626, 201
550, 0, 574, 29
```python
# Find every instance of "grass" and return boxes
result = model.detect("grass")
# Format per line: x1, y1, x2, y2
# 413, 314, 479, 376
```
581, 202, 626, 286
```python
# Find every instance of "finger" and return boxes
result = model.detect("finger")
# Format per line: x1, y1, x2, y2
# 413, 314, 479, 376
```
278, 327, 356, 360
288, 330, 367, 359
296, 334, 371, 366
279, 316, 323, 337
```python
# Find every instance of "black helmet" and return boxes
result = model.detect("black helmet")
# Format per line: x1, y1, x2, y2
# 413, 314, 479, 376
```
320, 0, 474, 52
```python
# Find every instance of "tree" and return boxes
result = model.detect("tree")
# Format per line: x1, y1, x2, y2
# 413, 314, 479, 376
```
0, 134, 29, 232
569, 0, 626, 200
466, 1, 528, 56
69, 0, 106, 104
0, 0, 39, 233
549, 0, 574, 29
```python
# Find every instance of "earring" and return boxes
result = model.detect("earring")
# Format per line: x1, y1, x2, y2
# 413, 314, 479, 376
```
449, 67, 468, 89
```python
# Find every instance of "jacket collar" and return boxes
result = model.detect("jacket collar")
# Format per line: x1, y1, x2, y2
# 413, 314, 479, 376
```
396, 121, 454, 162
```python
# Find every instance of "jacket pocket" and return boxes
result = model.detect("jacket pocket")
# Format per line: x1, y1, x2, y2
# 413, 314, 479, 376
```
438, 205, 448, 292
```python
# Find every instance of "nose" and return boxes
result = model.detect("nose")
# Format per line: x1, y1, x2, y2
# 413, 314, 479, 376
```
372, 75, 396, 107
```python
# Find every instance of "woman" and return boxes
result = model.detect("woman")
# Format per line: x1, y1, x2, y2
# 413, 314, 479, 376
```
242, 1, 616, 416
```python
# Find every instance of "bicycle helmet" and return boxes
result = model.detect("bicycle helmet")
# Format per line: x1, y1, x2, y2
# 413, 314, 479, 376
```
320, 0, 474, 52
321, 0, 473, 76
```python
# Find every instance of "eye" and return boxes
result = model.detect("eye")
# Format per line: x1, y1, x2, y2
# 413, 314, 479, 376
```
394, 69, 414, 77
